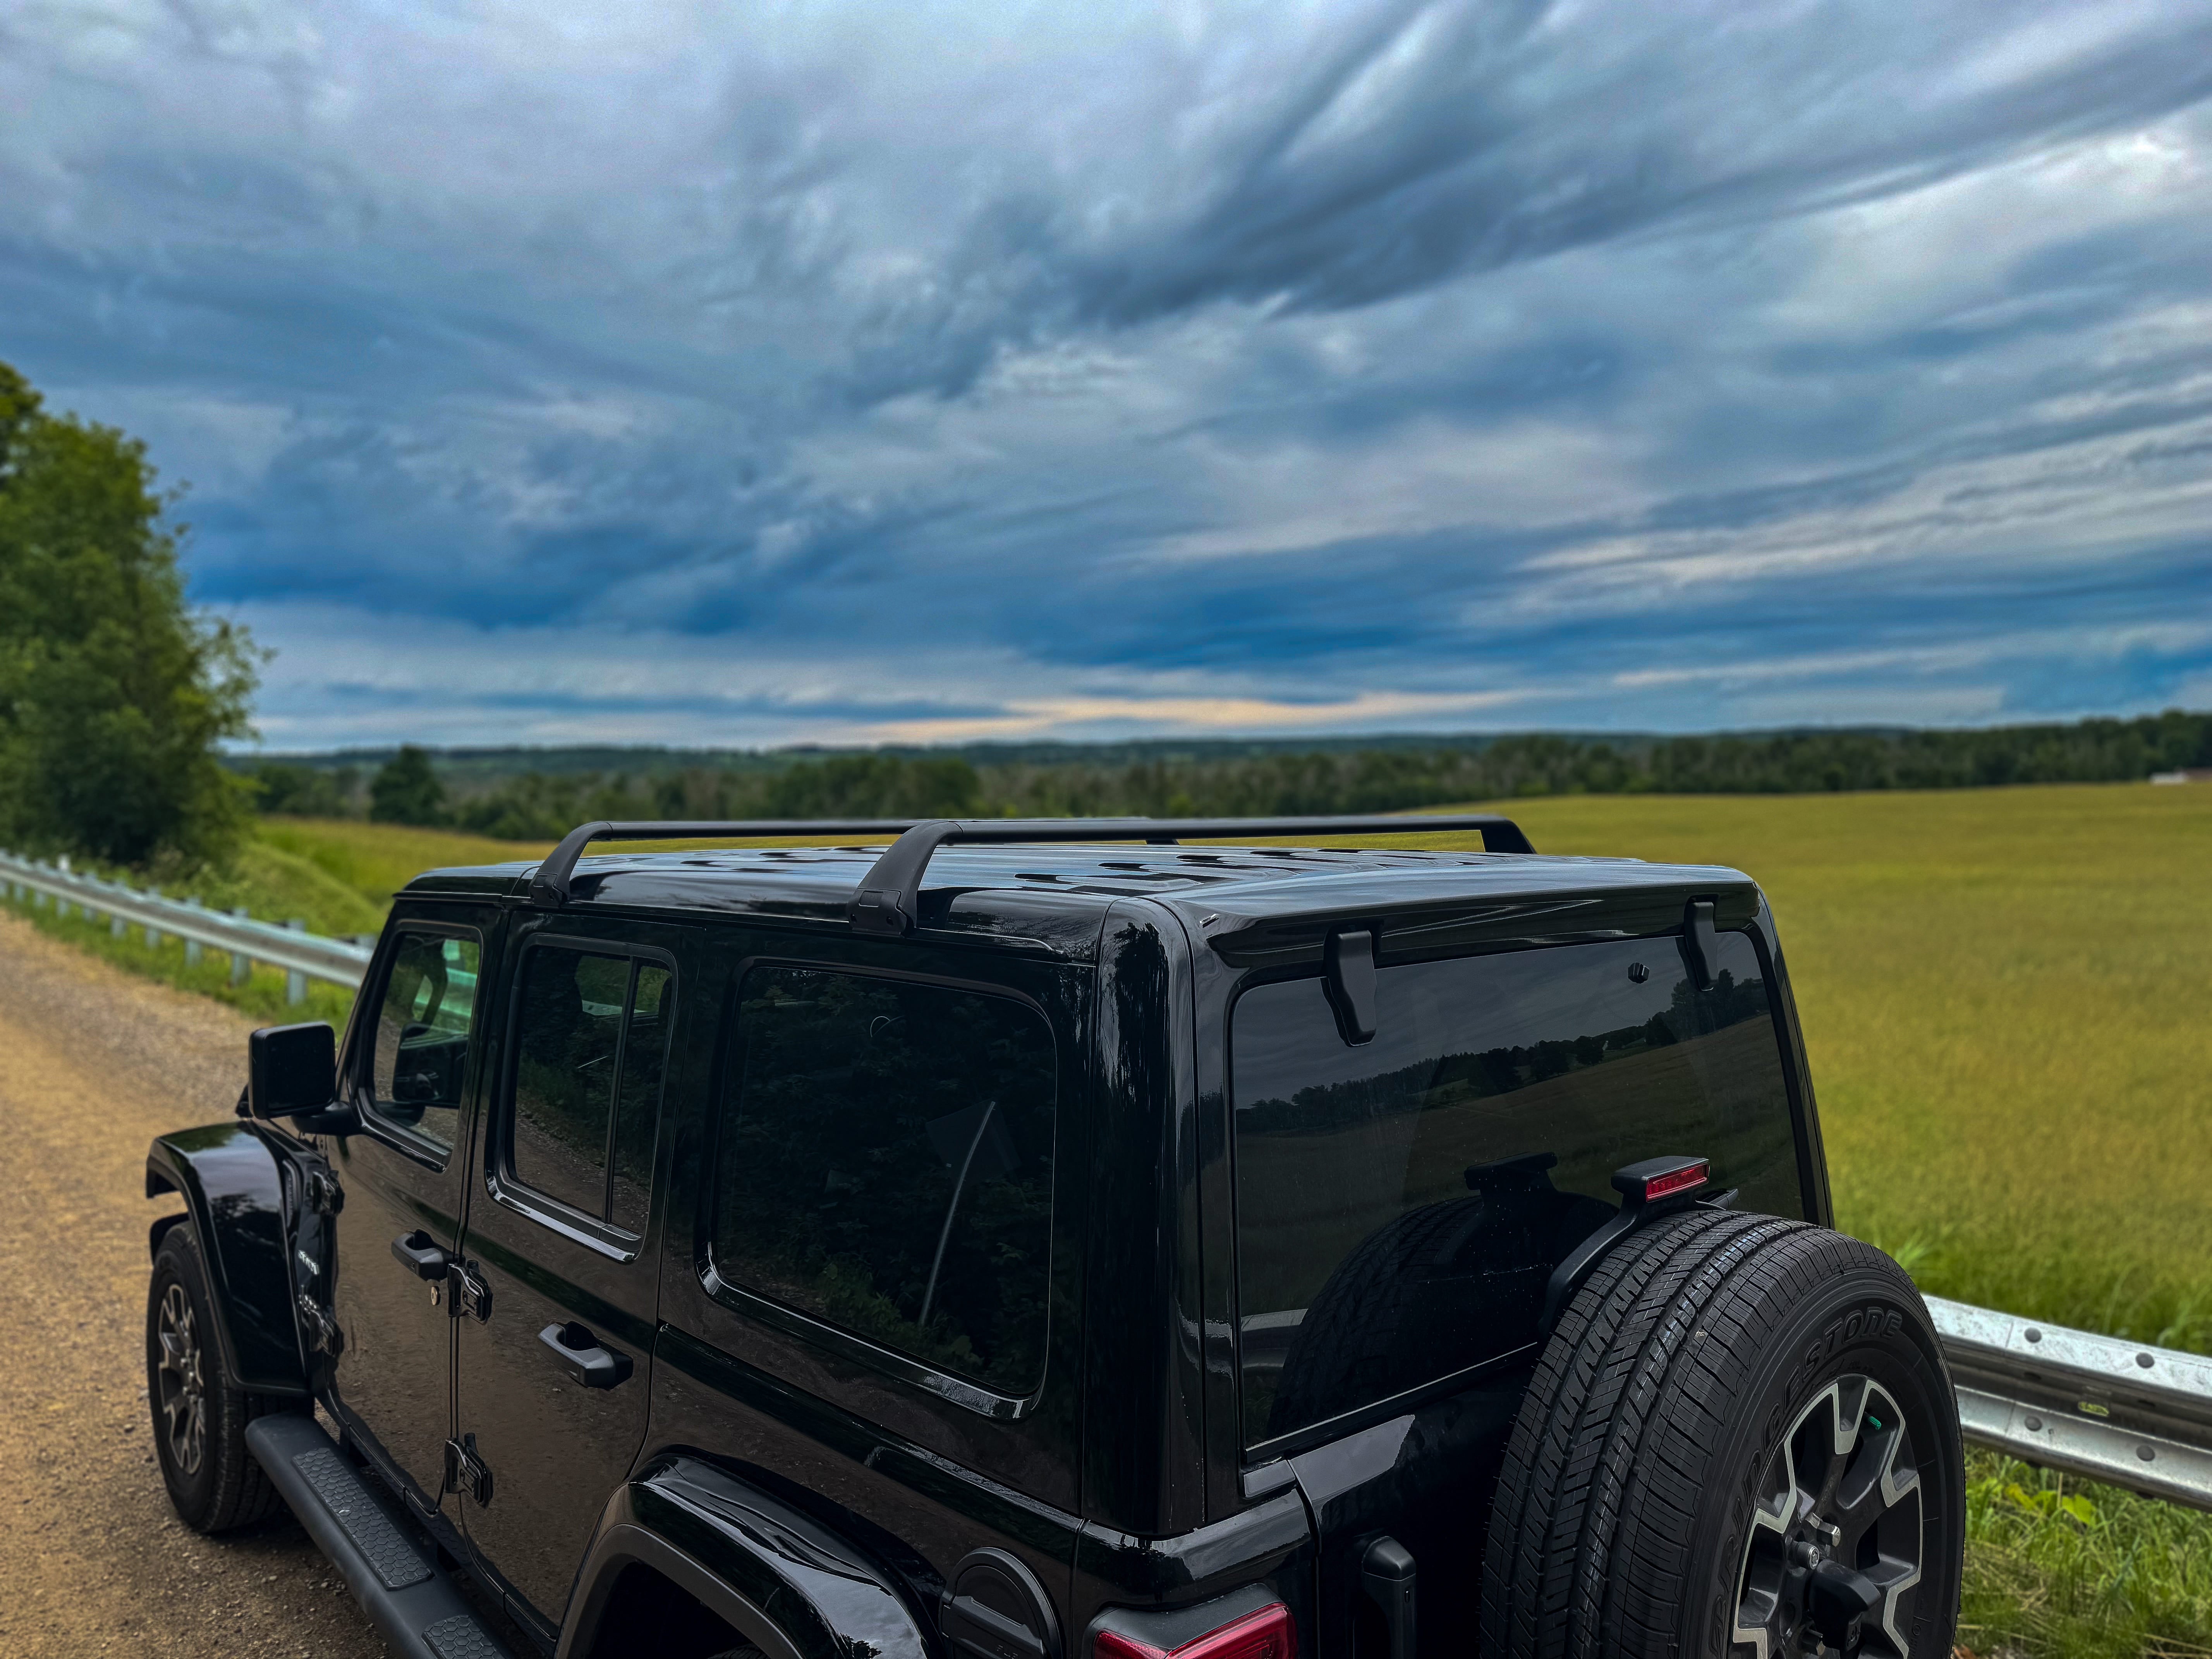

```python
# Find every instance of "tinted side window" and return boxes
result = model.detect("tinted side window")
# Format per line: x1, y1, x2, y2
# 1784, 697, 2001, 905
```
369, 931, 481, 1150
713, 967, 1055, 1395
1232, 931, 1800, 1446
508, 945, 674, 1231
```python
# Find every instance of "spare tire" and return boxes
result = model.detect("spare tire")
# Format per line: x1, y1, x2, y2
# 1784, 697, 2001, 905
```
1481, 1209, 1962, 1659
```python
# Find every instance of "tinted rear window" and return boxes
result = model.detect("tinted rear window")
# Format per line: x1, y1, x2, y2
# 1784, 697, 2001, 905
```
1232, 931, 1802, 1446
712, 967, 1056, 1395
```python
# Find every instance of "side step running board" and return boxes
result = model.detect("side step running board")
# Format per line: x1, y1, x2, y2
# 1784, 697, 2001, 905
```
246, 1412, 516, 1659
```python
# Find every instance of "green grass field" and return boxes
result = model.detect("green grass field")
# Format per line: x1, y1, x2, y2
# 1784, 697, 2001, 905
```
8, 783, 2209, 1655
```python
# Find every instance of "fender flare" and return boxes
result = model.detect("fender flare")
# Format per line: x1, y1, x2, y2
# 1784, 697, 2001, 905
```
145, 1122, 308, 1397
559, 1455, 933, 1659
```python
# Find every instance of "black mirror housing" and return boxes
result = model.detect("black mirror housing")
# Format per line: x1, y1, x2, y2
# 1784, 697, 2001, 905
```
248, 1022, 338, 1119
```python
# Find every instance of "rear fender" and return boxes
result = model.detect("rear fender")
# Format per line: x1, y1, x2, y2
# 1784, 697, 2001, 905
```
145, 1122, 307, 1397
560, 1455, 932, 1659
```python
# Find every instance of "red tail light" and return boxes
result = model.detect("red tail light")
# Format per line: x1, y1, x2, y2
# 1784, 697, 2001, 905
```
1095, 1603, 1296, 1659
1615, 1155, 1709, 1205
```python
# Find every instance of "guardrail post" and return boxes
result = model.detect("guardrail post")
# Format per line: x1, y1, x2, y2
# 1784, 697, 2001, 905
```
282, 920, 308, 1005
184, 898, 203, 966
229, 908, 252, 986
111, 913, 127, 939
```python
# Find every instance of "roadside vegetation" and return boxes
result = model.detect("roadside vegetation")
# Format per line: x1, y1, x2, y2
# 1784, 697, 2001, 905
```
1961, 1452, 2212, 1659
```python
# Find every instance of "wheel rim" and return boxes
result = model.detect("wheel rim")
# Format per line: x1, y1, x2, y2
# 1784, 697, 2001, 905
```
1731, 1375, 1923, 1659
155, 1281, 208, 1477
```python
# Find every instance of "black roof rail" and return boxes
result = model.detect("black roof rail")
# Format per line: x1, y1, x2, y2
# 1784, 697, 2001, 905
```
524, 812, 1534, 924
526, 820, 921, 908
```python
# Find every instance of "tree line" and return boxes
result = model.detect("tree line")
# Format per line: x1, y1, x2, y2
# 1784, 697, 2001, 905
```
255, 711, 2212, 840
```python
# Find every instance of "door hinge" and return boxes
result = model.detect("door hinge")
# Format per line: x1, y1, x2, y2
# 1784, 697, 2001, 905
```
447, 1260, 493, 1323
296, 1292, 343, 1355
444, 1433, 494, 1507
304, 1169, 344, 1215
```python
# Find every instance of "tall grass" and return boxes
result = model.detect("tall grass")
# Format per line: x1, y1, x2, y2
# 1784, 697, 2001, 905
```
1961, 1453, 2212, 1659
254, 817, 551, 911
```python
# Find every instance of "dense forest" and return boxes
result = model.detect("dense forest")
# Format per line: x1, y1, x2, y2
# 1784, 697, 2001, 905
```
244, 709, 2212, 839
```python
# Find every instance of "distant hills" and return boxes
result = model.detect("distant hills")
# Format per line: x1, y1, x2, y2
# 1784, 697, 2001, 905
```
235, 726, 1845, 780
226, 710, 2212, 838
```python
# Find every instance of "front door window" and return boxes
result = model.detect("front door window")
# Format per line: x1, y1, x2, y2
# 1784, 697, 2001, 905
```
368, 933, 481, 1151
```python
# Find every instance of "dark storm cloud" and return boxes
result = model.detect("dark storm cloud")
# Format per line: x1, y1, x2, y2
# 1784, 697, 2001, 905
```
843, 1, 2212, 400
3, 0, 2211, 745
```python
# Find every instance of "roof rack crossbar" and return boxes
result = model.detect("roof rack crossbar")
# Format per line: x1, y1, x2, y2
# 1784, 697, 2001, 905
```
846, 814, 1534, 936
526, 820, 922, 908
523, 812, 1532, 922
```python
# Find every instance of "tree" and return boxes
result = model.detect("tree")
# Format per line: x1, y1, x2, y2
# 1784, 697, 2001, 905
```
249, 761, 360, 817
0, 359, 258, 867
370, 746, 447, 825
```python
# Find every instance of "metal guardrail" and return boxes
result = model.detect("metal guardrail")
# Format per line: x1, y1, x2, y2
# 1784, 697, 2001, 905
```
1930, 1295, 2212, 1511
0, 847, 372, 1001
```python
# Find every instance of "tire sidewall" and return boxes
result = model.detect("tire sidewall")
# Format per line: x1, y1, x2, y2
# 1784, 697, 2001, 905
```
1683, 1266, 1964, 1659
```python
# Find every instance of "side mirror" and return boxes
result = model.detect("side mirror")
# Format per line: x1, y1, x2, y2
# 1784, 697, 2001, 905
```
248, 1022, 338, 1119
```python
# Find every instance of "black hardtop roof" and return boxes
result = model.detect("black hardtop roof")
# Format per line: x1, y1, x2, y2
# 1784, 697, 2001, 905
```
403, 837, 1762, 965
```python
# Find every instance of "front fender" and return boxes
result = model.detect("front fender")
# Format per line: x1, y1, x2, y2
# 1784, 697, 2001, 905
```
560, 1455, 933, 1659
145, 1122, 307, 1397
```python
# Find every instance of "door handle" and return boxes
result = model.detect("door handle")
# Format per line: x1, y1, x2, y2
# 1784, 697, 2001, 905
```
538, 1321, 635, 1390
390, 1230, 450, 1280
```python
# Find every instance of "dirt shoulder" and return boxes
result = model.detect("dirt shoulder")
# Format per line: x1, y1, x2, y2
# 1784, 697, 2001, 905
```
0, 909, 386, 1659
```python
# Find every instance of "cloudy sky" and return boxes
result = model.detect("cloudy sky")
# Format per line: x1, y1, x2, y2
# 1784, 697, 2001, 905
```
6, 0, 2212, 750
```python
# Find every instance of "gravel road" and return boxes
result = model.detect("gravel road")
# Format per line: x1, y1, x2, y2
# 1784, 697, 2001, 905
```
0, 910, 387, 1658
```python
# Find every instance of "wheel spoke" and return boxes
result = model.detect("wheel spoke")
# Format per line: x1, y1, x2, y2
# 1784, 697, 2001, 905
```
153, 1279, 208, 1477
1733, 1377, 1923, 1659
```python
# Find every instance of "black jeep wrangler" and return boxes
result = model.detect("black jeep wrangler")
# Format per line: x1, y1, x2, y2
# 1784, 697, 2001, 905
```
143, 815, 1963, 1659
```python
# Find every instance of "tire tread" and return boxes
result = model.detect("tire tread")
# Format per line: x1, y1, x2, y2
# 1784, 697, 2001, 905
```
1482, 1214, 1953, 1659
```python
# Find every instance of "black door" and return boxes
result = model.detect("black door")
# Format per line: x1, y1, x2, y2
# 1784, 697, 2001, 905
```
453, 919, 689, 1626
646, 930, 1091, 1621
329, 907, 496, 1507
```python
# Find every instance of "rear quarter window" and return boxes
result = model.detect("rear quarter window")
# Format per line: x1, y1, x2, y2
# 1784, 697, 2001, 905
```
710, 967, 1057, 1397
1231, 930, 1802, 1448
